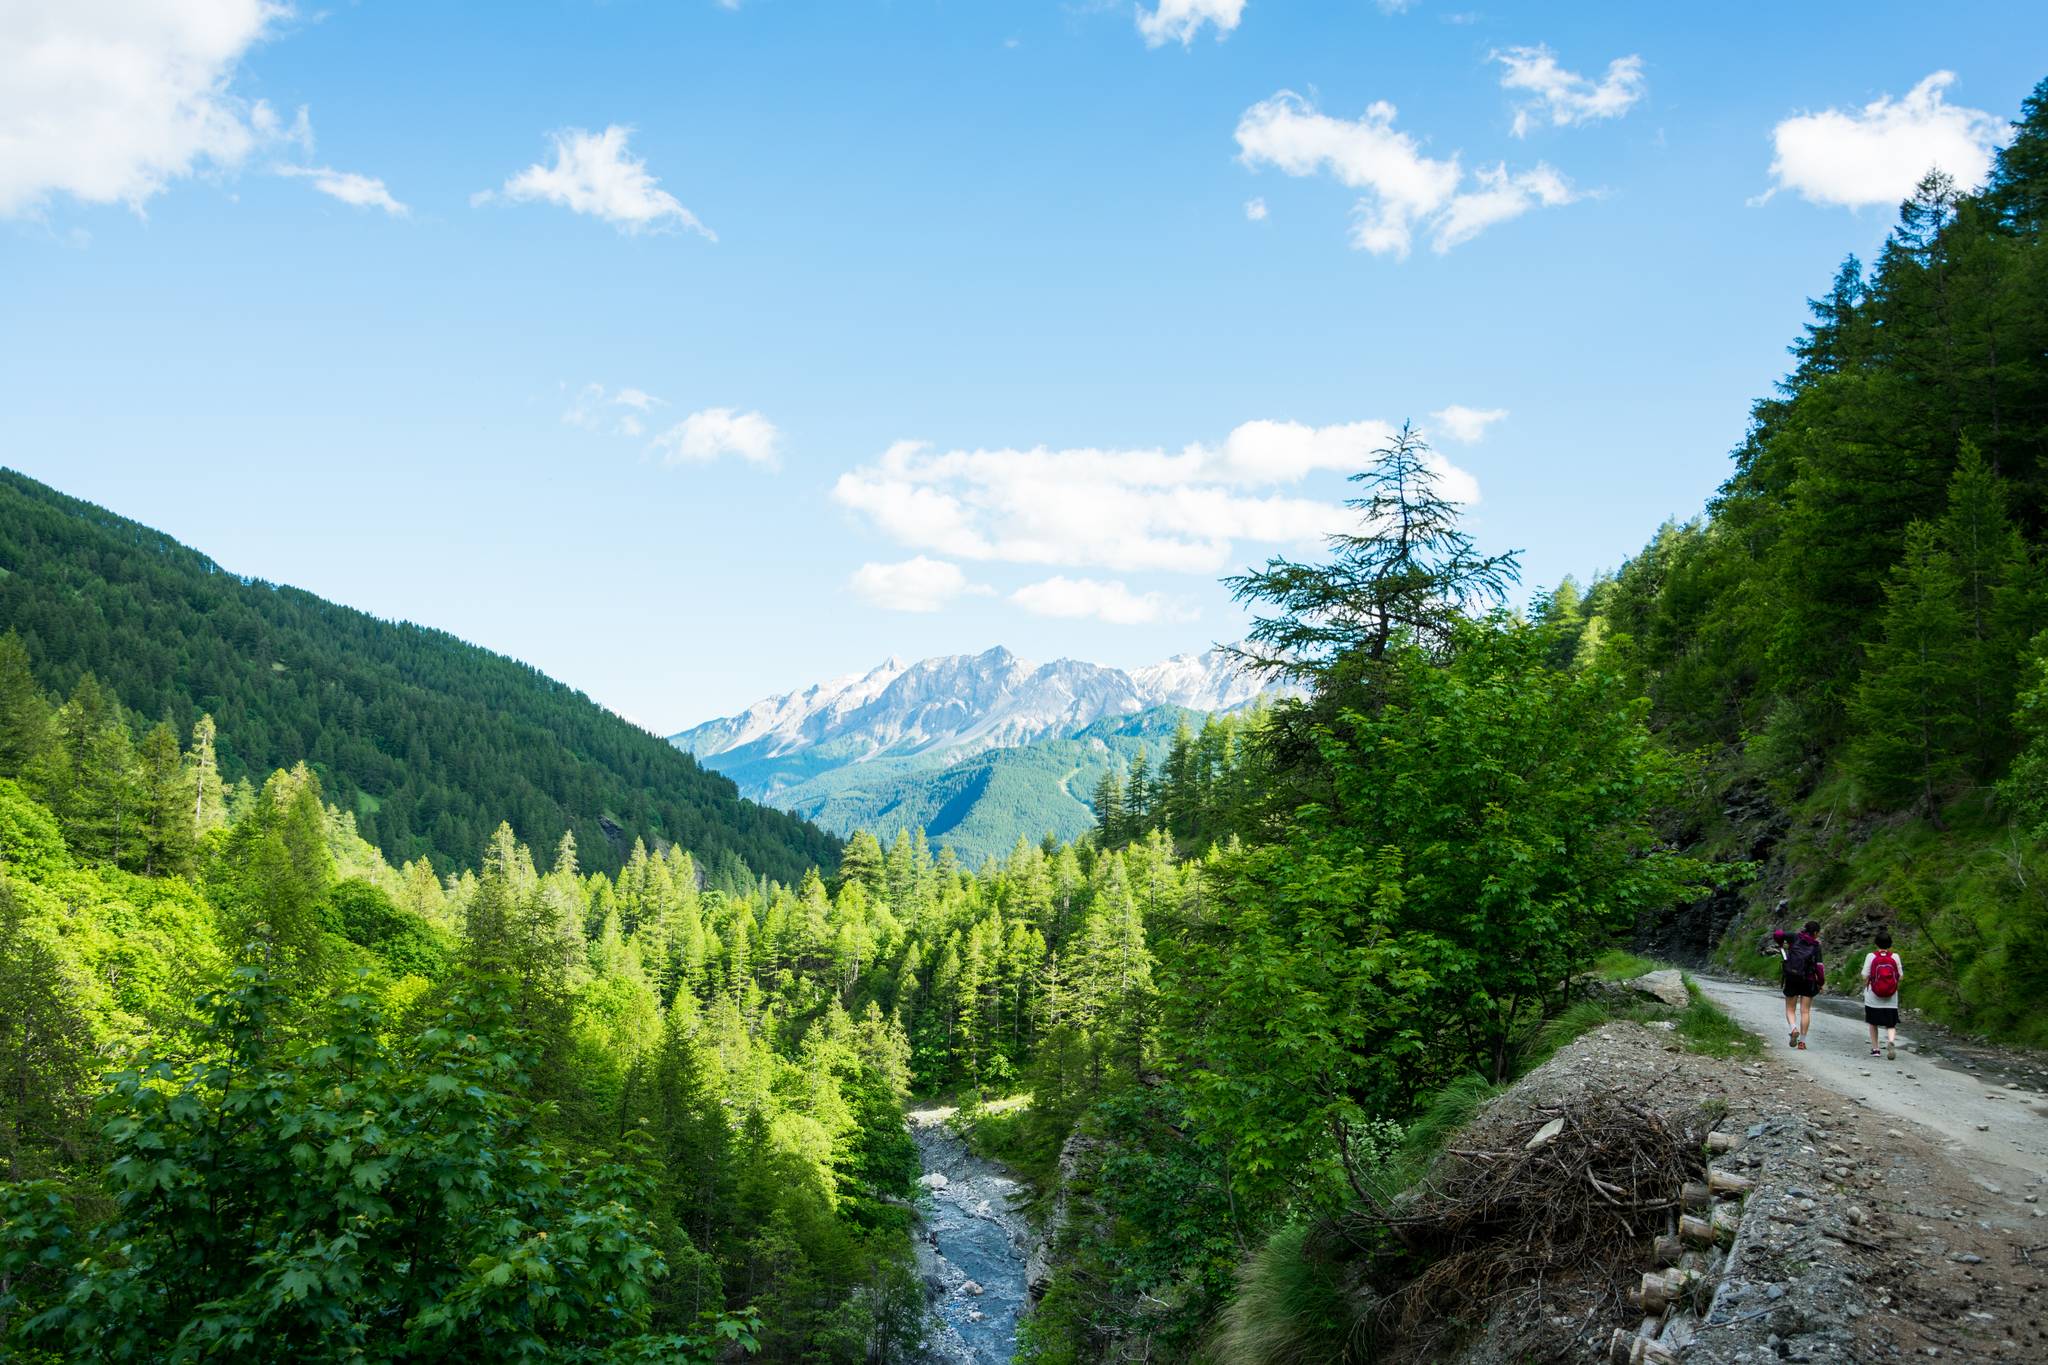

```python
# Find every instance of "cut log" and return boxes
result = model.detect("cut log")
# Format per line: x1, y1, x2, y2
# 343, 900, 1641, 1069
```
1609, 1328, 1637, 1364
1712, 1201, 1743, 1243
1678, 1213, 1716, 1246
1651, 1233, 1684, 1266
1636, 1268, 1699, 1313
1707, 1167, 1753, 1197
1705, 1131, 1740, 1153
1680, 1180, 1712, 1210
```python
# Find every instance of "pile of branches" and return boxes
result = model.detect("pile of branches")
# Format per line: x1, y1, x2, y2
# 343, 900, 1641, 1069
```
1342, 1096, 1710, 1348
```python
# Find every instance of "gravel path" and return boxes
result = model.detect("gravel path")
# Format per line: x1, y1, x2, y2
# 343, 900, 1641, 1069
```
1692, 976, 2048, 1180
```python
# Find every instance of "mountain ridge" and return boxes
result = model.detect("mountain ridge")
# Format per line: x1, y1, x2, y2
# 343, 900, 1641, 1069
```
671, 645, 1290, 860
673, 643, 1277, 790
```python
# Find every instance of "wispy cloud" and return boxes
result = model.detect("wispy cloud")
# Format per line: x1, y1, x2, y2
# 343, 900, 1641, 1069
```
1, 0, 299, 217
477, 126, 714, 238
1235, 92, 1577, 255
1011, 576, 1195, 625
1244, 196, 1269, 221
1757, 72, 2004, 209
1494, 45, 1646, 137
650, 407, 781, 467
849, 557, 988, 613
277, 165, 407, 216
565, 382, 664, 437
1429, 405, 1508, 443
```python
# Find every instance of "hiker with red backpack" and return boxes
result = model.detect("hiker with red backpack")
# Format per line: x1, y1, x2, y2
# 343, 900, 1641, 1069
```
1760, 910, 1825, 1049
1861, 928, 1904, 1060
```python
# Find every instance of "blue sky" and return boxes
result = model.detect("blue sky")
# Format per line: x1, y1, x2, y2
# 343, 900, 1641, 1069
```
4, 1, 2044, 731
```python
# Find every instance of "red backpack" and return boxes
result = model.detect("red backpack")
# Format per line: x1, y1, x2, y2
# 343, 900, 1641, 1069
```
1869, 950, 1900, 1000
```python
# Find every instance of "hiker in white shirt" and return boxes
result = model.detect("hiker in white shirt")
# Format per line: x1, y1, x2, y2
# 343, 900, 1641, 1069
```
1860, 928, 1903, 1061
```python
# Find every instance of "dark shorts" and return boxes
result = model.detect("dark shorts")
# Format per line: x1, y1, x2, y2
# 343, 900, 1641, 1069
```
1864, 1006, 1900, 1027
1782, 976, 1819, 999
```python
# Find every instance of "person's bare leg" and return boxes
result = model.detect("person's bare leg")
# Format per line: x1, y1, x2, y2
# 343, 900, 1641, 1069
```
1798, 998, 1813, 1044
1868, 1019, 1879, 1051
1784, 995, 1799, 1045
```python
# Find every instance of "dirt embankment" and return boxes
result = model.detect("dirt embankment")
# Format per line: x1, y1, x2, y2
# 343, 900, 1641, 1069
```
1432, 1016, 2048, 1364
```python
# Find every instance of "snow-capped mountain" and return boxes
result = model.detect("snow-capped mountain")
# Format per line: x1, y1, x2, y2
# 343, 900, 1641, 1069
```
671, 644, 1285, 798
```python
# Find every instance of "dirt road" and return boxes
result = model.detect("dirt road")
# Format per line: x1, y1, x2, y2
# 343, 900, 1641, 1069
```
1692, 975, 2048, 1179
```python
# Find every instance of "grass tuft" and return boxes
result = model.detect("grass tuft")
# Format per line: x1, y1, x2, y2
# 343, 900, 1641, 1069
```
1675, 977, 1762, 1057
1201, 1223, 1359, 1365
1591, 949, 1661, 981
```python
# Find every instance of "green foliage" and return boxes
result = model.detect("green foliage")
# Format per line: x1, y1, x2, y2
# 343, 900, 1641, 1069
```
2, 971, 683, 1362
1162, 619, 1708, 1206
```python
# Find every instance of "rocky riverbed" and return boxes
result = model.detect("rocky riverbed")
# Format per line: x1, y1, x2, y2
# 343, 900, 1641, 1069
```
908, 1107, 1034, 1365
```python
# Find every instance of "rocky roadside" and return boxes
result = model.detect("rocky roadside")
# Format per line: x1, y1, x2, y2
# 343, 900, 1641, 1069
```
1429, 1019, 2048, 1364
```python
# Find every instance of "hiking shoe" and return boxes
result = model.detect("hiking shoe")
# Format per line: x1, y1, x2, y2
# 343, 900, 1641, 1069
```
1789, 1032, 1800, 1048
1796, 1038, 1808, 1050
1887, 1041, 1896, 1061
1870, 1048, 1882, 1057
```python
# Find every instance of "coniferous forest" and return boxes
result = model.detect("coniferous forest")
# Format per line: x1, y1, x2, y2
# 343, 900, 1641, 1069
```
2, 71, 2047, 1365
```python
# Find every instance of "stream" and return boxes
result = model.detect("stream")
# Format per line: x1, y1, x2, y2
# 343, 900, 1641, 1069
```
907, 1107, 1033, 1365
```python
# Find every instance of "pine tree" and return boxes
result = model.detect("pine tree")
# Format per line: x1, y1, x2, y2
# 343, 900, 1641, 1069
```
0, 632, 49, 779
1938, 443, 2037, 770
1227, 421, 1520, 675
187, 713, 227, 836
1849, 524, 1973, 811
36, 675, 137, 865
1788, 255, 1869, 387
136, 721, 195, 877
1987, 76, 2048, 235
1090, 770, 1125, 847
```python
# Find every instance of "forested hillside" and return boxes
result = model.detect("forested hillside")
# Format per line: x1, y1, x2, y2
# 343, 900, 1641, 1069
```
1541, 79, 2048, 1043
0, 470, 838, 883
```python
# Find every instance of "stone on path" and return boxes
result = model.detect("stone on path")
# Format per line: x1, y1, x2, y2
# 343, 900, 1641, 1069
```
1628, 969, 1692, 1009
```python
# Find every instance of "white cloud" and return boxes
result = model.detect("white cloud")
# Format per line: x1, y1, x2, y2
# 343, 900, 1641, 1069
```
831, 420, 1481, 576
1494, 46, 1646, 137
1011, 576, 1194, 626
565, 382, 665, 436
1376, 0, 1418, 12
1433, 162, 1574, 249
1244, 196, 1268, 221
1760, 72, 2005, 210
478, 126, 714, 238
1429, 404, 1508, 443
850, 557, 985, 613
277, 164, 406, 215
1137, 0, 1246, 47
650, 407, 780, 467
0, 0, 299, 217
1236, 91, 1578, 255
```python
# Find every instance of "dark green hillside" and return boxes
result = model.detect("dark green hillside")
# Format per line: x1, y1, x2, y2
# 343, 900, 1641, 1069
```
0, 469, 838, 881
